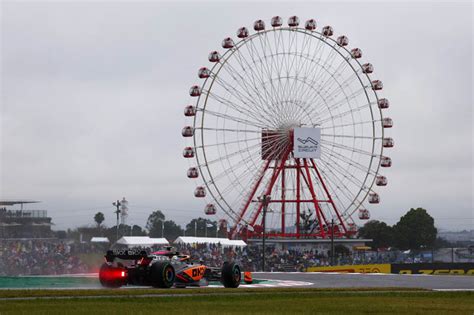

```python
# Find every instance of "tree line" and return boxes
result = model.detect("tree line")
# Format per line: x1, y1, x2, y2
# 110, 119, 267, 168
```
358, 207, 447, 250
59, 210, 227, 243
60, 207, 447, 250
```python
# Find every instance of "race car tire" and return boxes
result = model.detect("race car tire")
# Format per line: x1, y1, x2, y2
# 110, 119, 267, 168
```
99, 263, 125, 288
221, 262, 241, 288
150, 261, 175, 288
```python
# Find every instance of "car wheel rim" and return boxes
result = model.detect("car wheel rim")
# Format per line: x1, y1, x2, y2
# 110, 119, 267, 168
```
233, 267, 240, 282
165, 267, 174, 282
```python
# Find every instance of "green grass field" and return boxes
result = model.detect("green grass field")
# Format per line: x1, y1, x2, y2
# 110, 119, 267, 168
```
0, 288, 472, 314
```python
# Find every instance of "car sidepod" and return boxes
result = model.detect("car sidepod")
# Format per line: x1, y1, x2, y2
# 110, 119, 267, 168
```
175, 265, 207, 285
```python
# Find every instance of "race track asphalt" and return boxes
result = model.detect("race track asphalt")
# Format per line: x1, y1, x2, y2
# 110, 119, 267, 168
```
1, 272, 472, 291
254, 272, 474, 290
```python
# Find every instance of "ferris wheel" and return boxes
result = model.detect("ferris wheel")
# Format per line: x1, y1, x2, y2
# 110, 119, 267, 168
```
182, 16, 393, 239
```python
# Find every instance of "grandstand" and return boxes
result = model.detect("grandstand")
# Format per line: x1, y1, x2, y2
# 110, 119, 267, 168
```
0, 200, 53, 239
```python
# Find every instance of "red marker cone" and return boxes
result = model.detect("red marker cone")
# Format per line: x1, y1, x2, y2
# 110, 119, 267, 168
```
244, 271, 253, 284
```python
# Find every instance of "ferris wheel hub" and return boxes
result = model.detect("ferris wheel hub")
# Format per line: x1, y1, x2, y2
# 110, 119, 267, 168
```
277, 121, 300, 131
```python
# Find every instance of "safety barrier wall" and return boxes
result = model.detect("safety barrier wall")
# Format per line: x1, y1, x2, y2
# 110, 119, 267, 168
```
307, 263, 474, 275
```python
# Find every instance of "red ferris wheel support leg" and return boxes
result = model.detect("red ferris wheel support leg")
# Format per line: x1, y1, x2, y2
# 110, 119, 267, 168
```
230, 147, 346, 239
302, 159, 326, 237
295, 158, 301, 238
229, 158, 271, 238
310, 159, 348, 236
249, 147, 292, 226
308, 161, 330, 227
281, 167, 286, 235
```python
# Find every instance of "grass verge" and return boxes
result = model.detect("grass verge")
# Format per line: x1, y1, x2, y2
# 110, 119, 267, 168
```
0, 288, 472, 314
0, 286, 426, 298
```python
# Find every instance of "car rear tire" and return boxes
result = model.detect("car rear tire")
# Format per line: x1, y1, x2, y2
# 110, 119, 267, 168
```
150, 261, 175, 288
221, 262, 241, 288
99, 263, 125, 288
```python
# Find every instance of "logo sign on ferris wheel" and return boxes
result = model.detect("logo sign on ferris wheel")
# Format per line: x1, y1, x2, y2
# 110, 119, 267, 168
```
293, 128, 321, 159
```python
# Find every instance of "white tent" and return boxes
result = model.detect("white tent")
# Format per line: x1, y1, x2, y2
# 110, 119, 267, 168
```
116, 236, 169, 247
174, 236, 246, 247
90, 237, 110, 243
225, 240, 247, 247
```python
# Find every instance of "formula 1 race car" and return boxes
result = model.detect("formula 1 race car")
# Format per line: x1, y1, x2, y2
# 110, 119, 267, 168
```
98, 247, 241, 289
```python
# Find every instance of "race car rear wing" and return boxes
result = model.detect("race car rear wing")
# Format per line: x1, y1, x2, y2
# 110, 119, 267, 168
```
105, 249, 149, 262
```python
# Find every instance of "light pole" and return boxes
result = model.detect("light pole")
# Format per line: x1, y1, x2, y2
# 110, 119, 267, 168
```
112, 199, 121, 242
258, 194, 271, 272
157, 219, 164, 238
330, 219, 335, 266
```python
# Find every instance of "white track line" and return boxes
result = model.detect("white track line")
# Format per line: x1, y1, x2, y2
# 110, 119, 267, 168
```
209, 280, 313, 288
433, 289, 474, 292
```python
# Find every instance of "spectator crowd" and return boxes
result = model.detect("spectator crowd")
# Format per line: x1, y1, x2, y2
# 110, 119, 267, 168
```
0, 240, 88, 276
174, 243, 326, 272
0, 239, 448, 276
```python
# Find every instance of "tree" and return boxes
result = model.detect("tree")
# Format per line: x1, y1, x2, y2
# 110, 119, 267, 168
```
217, 224, 228, 238
146, 210, 166, 237
162, 220, 183, 241
358, 220, 394, 249
94, 212, 105, 228
103, 224, 147, 241
393, 208, 437, 250
185, 218, 216, 237
130, 224, 147, 236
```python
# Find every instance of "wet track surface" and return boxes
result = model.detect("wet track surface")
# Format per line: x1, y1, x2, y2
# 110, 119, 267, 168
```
0, 273, 472, 290
255, 272, 474, 290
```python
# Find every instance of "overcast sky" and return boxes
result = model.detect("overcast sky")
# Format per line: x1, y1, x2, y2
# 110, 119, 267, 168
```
1, 1, 472, 232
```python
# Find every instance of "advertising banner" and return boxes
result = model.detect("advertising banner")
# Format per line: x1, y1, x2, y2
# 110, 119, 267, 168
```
293, 127, 321, 158
391, 263, 474, 275
306, 263, 474, 275
306, 264, 391, 274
